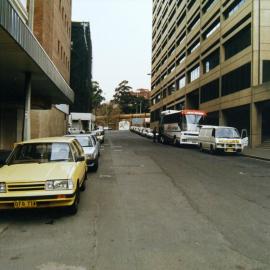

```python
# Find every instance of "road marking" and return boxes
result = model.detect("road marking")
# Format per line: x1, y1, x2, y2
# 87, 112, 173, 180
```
99, 174, 112, 178
37, 262, 86, 270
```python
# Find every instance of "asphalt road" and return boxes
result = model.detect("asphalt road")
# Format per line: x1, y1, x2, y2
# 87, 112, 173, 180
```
0, 131, 270, 270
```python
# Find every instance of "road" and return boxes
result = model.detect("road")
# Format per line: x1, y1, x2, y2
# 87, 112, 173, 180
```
0, 131, 270, 270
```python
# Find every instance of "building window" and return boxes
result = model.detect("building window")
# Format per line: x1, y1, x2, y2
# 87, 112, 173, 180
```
189, 65, 200, 82
188, 15, 200, 32
263, 60, 270, 83
177, 76, 186, 89
203, 49, 220, 73
224, 0, 246, 19
202, 0, 218, 14
222, 63, 251, 96
203, 20, 220, 39
188, 39, 200, 54
224, 24, 251, 60
168, 83, 176, 95
200, 79, 219, 103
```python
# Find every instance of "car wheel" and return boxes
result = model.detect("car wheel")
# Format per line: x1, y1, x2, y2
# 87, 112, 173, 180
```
199, 144, 203, 152
67, 184, 80, 215
210, 145, 215, 154
93, 160, 99, 172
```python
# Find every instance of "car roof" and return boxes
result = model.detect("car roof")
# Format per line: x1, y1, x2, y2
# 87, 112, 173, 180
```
65, 134, 93, 137
16, 137, 76, 145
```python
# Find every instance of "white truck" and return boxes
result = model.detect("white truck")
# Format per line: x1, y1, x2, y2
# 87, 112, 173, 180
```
198, 126, 249, 153
68, 113, 96, 134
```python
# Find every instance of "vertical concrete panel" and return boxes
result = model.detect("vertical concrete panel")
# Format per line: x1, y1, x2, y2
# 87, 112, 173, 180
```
250, 103, 262, 147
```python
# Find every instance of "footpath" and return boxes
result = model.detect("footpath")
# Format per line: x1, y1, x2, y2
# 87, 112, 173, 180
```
242, 147, 270, 161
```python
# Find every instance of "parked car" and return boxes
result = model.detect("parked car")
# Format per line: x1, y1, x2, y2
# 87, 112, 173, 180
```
89, 134, 101, 156
0, 137, 87, 214
198, 126, 249, 153
66, 134, 99, 171
91, 129, 104, 143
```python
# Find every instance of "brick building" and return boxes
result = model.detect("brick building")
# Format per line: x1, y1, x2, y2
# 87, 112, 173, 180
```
131, 89, 151, 99
31, 0, 73, 138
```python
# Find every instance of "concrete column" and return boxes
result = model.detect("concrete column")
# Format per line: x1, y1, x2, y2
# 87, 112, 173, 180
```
23, 72, 32, 141
250, 103, 262, 148
219, 110, 227, 126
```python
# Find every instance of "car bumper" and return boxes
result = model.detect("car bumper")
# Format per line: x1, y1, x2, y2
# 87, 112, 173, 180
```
0, 192, 76, 210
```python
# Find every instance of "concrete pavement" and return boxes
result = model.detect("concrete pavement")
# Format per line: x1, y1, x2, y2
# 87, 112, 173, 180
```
0, 131, 270, 270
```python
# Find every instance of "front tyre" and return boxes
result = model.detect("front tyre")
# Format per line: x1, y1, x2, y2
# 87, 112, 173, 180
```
67, 184, 80, 215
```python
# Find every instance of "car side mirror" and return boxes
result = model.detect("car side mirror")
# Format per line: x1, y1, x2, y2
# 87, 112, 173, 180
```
76, 156, 85, 162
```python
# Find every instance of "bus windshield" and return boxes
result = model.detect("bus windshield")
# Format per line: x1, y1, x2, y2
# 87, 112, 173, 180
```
182, 114, 204, 131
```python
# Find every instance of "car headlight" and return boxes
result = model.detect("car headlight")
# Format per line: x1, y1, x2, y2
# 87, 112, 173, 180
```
0, 182, 6, 193
45, 179, 74, 191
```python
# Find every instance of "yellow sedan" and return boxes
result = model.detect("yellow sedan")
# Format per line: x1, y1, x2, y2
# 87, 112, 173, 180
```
0, 137, 87, 214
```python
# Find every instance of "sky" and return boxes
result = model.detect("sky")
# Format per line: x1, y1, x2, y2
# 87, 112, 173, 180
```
72, 0, 152, 101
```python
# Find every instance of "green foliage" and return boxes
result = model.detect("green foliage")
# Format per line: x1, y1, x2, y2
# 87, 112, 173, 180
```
91, 81, 105, 111
113, 80, 149, 114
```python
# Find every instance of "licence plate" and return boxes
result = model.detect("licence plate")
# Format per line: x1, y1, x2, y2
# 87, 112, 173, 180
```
14, 200, 37, 208
225, 148, 234, 153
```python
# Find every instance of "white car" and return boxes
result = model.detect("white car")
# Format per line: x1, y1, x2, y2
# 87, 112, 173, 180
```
66, 134, 99, 171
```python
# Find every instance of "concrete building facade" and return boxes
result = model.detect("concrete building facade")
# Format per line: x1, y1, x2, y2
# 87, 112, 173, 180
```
150, 0, 270, 147
0, 0, 74, 150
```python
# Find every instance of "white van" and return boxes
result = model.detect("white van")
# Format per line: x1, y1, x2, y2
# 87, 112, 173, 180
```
198, 126, 248, 153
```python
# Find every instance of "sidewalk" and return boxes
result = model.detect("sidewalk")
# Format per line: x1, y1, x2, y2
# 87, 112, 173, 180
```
242, 147, 270, 161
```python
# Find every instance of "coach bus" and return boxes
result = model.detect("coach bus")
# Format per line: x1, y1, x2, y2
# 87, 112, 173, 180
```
159, 109, 207, 146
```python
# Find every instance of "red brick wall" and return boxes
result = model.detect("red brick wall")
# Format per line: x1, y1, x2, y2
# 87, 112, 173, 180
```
33, 0, 71, 83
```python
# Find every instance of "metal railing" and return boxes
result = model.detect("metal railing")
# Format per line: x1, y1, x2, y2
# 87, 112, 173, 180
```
0, 0, 74, 103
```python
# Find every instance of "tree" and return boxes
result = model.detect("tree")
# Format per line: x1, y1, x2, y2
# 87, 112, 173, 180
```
91, 81, 105, 112
113, 80, 150, 114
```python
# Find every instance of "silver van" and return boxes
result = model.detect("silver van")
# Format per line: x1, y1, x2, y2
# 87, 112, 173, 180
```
198, 126, 248, 153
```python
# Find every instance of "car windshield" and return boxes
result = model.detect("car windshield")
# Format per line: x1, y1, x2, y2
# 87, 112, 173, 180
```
8, 143, 73, 164
216, 128, 240, 138
76, 136, 93, 147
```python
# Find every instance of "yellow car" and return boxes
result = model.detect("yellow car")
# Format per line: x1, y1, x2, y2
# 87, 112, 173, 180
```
0, 137, 87, 214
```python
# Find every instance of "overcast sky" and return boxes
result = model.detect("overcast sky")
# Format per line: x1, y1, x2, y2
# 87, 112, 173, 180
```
72, 0, 152, 101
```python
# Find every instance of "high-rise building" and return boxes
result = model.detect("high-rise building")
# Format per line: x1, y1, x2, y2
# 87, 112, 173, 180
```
70, 22, 93, 113
150, 0, 270, 147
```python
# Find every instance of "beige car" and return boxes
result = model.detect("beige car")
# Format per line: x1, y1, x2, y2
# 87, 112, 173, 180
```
0, 137, 87, 214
